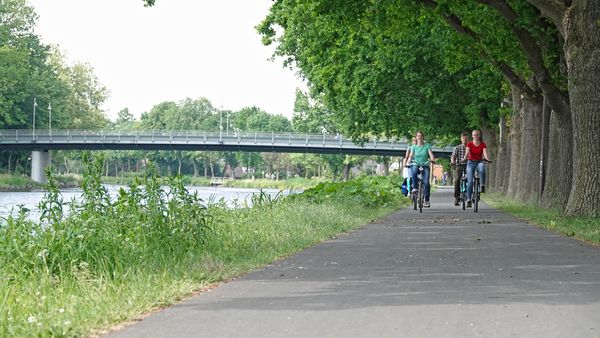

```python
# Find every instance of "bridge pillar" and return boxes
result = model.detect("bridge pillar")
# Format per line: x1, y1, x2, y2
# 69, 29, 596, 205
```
31, 150, 51, 184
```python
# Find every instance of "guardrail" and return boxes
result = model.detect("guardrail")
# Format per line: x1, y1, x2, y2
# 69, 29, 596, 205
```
0, 130, 453, 156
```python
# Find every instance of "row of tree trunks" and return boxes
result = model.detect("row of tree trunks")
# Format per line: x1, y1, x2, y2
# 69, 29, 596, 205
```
540, 107, 573, 210
516, 94, 543, 203
494, 115, 510, 194
563, 2, 600, 217
507, 86, 523, 198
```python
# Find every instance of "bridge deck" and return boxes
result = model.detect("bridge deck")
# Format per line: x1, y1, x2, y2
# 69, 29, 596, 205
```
0, 130, 453, 156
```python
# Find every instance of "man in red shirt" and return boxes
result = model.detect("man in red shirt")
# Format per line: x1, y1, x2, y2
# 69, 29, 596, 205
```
463, 129, 492, 207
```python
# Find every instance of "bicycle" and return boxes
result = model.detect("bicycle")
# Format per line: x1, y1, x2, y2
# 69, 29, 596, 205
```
451, 164, 468, 210
412, 166, 425, 213
408, 163, 433, 213
469, 159, 492, 213
459, 167, 467, 210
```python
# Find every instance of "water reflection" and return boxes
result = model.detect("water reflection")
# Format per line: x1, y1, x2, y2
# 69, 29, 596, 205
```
0, 185, 292, 221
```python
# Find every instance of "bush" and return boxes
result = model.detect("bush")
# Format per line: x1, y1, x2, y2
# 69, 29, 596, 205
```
289, 175, 405, 208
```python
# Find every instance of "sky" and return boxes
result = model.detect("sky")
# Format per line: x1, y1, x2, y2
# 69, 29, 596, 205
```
28, 0, 305, 121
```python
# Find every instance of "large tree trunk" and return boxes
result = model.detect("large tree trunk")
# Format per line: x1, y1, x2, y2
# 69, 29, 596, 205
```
494, 115, 510, 194
541, 108, 573, 211
507, 87, 523, 198
538, 98, 551, 203
516, 94, 544, 203
564, 2, 600, 216
480, 110, 498, 189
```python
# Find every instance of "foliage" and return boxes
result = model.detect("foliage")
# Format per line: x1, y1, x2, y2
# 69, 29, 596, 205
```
291, 175, 407, 208
0, 152, 213, 280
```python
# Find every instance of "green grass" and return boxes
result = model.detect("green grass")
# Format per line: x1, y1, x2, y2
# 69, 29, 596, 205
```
0, 155, 408, 337
222, 177, 324, 190
100, 175, 321, 190
484, 193, 600, 245
0, 174, 79, 191
0, 174, 38, 190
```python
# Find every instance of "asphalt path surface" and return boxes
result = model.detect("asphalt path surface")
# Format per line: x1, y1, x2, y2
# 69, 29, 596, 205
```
108, 187, 600, 338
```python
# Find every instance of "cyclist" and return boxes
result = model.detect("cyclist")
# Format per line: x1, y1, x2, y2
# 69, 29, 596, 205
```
451, 131, 469, 206
463, 129, 491, 207
402, 136, 417, 192
405, 131, 436, 208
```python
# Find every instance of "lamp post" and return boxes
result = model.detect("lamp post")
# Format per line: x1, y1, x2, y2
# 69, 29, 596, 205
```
219, 106, 223, 142
33, 97, 37, 140
48, 102, 52, 135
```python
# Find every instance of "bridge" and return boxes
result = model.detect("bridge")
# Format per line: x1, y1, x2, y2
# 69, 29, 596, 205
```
0, 129, 453, 182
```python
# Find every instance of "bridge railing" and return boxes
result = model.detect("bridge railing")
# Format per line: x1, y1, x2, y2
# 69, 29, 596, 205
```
0, 129, 454, 155
0, 129, 410, 147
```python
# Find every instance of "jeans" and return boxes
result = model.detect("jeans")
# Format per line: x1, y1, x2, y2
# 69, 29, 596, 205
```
411, 165, 430, 202
454, 165, 466, 199
466, 160, 486, 201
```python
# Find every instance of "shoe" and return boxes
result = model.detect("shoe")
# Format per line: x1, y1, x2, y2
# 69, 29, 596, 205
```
466, 200, 472, 208
425, 201, 431, 208
481, 186, 486, 193
454, 198, 459, 206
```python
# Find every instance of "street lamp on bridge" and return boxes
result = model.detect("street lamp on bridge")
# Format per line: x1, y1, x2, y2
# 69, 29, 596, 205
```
48, 102, 52, 135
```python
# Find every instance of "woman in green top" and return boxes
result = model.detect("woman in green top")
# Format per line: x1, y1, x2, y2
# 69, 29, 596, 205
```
405, 131, 436, 207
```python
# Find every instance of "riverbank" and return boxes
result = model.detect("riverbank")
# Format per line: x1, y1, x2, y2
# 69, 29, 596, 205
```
101, 175, 322, 190
0, 166, 408, 336
0, 174, 79, 192
0, 174, 322, 192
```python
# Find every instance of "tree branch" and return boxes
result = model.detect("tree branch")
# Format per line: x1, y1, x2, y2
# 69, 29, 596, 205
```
417, 0, 535, 97
525, 0, 568, 36
478, 0, 570, 116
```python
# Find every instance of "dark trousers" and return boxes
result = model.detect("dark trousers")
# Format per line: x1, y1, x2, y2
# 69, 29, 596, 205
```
454, 165, 465, 199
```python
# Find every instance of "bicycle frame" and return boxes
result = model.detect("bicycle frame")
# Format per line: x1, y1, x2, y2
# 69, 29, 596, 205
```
469, 159, 490, 213
412, 166, 425, 213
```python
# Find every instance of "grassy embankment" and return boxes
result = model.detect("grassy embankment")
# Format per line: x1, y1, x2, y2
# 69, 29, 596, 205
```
101, 175, 320, 190
0, 154, 408, 337
0, 174, 79, 191
484, 193, 600, 245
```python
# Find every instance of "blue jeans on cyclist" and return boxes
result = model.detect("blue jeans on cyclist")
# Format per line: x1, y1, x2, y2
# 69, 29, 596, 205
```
410, 165, 430, 202
466, 160, 486, 201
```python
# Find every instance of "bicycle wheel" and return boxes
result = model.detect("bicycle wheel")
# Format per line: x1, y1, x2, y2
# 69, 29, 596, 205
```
418, 181, 424, 213
461, 180, 466, 210
412, 184, 418, 210
473, 178, 479, 213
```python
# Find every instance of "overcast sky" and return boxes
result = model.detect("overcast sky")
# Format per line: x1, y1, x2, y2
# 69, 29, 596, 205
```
29, 0, 304, 121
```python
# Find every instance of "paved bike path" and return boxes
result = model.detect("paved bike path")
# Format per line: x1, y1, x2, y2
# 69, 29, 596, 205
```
108, 187, 600, 338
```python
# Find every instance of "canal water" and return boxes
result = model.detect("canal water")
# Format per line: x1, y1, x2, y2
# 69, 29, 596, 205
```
0, 185, 291, 221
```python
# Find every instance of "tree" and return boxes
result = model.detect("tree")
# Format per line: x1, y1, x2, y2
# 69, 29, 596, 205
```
256, 0, 599, 216
521, 0, 600, 216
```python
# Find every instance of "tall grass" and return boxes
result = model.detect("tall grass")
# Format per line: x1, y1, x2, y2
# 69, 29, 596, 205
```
0, 153, 407, 336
